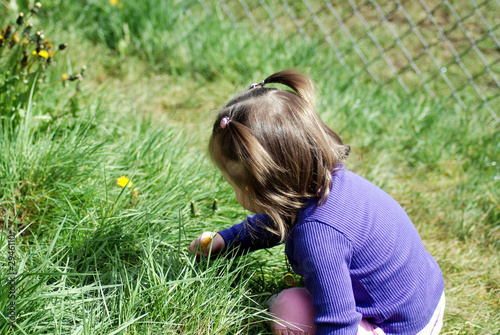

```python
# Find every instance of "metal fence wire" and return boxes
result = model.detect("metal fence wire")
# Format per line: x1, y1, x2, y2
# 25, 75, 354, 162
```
196, 0, 500, 121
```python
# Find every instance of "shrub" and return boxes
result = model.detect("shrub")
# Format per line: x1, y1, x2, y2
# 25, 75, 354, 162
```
0, 2, 84, 130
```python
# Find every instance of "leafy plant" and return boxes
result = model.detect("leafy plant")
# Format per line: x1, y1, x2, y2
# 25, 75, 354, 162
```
0, 2, 84, 129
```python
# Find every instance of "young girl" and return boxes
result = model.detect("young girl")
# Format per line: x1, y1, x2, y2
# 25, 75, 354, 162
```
189, 69, 445, 335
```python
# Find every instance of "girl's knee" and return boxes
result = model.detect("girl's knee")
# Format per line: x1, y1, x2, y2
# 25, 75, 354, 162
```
273, 330, 313, 335
270, 288, 313, 309
269, 288, 316, 334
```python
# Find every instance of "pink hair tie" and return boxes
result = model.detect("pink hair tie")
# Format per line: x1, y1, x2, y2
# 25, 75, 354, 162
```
220, 116, 231, 129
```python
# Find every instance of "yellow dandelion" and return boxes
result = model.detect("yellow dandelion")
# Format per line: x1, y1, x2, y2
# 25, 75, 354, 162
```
117, 176, 133, 188
13, 33, 19, 42
200, 236, 211, 252
61, 73, 68, 80
0, 35, 3, 40
200, 232, 217, 252
109, 0, 119, 6
32, 50, 37, 55
38, 50, 49, 58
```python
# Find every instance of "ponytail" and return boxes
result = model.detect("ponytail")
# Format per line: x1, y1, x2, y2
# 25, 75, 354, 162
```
263, 69, 316, 108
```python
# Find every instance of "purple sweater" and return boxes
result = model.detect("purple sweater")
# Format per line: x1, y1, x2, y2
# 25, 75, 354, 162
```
218, 168, 444, 335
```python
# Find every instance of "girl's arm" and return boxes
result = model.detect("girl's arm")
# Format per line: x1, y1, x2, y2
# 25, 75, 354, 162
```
291, 220, 360, 335
217, 213, 283, 255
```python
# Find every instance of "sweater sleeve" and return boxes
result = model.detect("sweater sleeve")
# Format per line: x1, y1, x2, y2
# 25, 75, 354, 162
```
291, 221, 361, 335
217, 214, 282, 254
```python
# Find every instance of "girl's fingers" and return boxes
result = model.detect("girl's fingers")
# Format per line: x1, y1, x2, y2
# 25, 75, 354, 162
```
189, 232, 219, 257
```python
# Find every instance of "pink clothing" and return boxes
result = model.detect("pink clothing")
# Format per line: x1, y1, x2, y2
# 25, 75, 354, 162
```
269, 288, 445, 335
416, 292, 445, 335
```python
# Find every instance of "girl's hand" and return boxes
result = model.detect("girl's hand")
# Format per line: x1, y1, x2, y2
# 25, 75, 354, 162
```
189, 231, 226, 258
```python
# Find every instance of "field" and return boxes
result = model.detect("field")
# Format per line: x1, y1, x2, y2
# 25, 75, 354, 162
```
0, 1, 499, 334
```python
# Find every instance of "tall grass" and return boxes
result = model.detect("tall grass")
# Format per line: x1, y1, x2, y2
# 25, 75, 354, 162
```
1, 1, 499, 334
0, 98, 276, 333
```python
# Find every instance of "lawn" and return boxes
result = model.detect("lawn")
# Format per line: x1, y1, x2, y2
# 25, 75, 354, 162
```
0, 1, 498, 334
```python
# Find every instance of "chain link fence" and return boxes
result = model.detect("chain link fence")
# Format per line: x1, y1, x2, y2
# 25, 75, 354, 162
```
195, 0, 500, 121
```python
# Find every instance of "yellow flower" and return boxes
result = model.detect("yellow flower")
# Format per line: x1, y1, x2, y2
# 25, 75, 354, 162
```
117, 176, 132, 188
0, 35, 3, 40
13, 33, 19, 42
200, 236, 211, 251
62, 73, 68, 80
200, 232, 217, 252
38, 50, 49, 58
109, 0, 119, 5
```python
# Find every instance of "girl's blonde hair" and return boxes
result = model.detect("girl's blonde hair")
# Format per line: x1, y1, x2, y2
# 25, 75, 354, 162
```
209, 69, 349, 241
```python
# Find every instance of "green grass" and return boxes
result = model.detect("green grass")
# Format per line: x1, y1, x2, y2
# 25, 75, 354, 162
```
1, 1, 499, 334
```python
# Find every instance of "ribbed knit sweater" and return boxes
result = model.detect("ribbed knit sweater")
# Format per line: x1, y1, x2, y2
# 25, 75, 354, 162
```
218, 167, 444, 335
